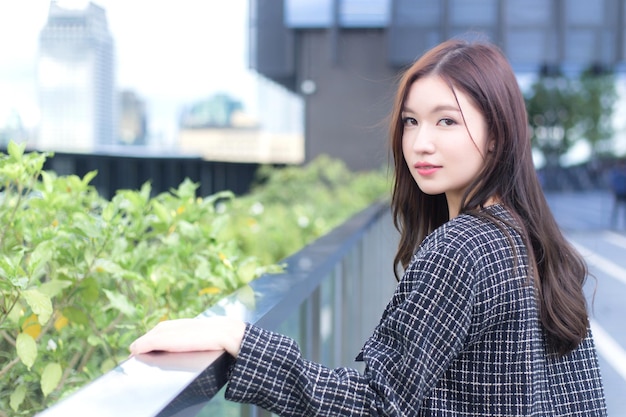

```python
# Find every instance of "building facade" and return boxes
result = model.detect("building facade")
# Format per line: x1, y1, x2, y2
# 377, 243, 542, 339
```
249, 0, 626, 171
37, 1, 115, 152
118, 90, 147, 146
178, 91, 305, 164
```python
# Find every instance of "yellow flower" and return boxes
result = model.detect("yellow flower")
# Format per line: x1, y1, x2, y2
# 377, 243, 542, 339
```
199, 286, 221, 296
22, 314, 42, 338
54, 313, 69, 331
218, 253, 233, 269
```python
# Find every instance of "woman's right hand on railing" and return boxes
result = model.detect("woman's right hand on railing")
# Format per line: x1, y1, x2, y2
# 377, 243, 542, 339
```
129, 316, 246, 358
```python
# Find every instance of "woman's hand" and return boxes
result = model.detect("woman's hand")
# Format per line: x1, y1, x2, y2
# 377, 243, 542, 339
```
129, 316, 246, 358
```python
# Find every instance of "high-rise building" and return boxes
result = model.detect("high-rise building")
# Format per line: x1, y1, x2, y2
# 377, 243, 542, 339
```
118, 90, 147, 146
37, 0, 115, 152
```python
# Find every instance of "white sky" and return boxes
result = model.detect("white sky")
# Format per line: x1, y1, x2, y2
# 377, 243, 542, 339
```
0, 0, 258, 143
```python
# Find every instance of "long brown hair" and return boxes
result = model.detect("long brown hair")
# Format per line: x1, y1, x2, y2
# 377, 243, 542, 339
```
389, 38, 589, 356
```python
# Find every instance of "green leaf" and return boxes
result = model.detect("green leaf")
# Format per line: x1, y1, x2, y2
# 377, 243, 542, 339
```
173, 178, 199, 199
79, 276, 100, 303
28, 240, 55, 280
10, 384, 27, 412
93, 258, 125, 275
7, 140, 24, 161
193, 258, 212, 281
16, 333, 37, 369
6, 302, 22, 324
139, 181, 153, 200
39, 279, 73, 299
236, 284, 256, 310
0, 253, 25, 287
100, 358, 117, 374
62, 306, 90, 326
41, 362, 62, 397
237, 260, 259, 284
81, 170, 98, 186
40, 170, 54, 193
87, 334, 103, 347
70, 212, 99, 238
22, 289, 53, 324
152, 200, 170, 223
204, 189, 235, 206
103, 289, 136, 316
102, 200, 117, 222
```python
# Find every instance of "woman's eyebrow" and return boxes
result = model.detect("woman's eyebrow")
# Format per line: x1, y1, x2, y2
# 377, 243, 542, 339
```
401, 104, 460, 114
431, 104, 460, 113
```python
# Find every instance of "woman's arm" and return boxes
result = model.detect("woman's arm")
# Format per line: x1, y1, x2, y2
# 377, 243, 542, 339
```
128, 237, 475, 416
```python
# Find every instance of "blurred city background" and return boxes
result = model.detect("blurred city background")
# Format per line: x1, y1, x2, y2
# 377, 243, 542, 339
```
2, 0, 626, 171
0, 0, 303, 166
1, 0, 625, 415
1, 0, 626, 193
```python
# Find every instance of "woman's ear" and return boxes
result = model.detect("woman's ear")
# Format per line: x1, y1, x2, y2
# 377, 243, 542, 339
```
488, 140, 496, 153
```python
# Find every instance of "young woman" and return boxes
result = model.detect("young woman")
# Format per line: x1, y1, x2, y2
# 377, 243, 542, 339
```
130, 39, 607, 416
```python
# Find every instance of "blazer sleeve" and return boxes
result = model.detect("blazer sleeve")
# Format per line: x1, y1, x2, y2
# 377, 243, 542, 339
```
224, 241, 476, 416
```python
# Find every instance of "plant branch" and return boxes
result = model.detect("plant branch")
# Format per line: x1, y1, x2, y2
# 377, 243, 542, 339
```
0, 181, 25, 248
0, 330, 15, 346
56, 344, 85, 395
0, 292, 19, 329
0, 356, 20, 379
76, 345, 97, 375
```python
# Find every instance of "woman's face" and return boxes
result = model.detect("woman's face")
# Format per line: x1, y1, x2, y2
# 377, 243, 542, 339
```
401, 75, 491, 217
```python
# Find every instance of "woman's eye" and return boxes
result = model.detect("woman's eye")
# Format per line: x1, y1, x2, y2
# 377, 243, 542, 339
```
402, 117, 417, 126
438, 118, 455, 126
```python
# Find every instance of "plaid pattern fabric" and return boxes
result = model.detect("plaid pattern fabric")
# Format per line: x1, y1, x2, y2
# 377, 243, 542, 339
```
225, 205, 607, 416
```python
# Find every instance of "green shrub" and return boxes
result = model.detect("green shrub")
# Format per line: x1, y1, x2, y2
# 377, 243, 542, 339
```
220, 155, 391, 264
0, 143, 280, 415
0, 144, 390, 416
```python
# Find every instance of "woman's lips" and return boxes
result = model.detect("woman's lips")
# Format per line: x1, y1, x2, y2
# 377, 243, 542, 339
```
414, 163, 441, 176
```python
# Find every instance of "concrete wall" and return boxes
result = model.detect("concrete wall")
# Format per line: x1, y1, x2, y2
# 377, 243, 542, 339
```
296, 29, 398, 171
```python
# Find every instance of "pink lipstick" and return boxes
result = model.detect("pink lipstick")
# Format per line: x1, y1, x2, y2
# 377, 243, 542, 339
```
414, 162, 441, 176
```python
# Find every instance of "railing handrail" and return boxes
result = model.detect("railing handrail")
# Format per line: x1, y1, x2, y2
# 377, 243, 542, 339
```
37, 201, 393, 417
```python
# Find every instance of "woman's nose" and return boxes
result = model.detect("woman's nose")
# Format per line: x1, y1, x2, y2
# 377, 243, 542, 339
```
409, 126, 435, 153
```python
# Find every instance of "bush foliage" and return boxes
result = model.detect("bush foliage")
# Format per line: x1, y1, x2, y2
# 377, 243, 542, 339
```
0, 143, 390, 415
220, 155, 391, 264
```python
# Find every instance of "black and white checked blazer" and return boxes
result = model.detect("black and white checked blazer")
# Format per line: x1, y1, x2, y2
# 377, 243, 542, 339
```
225, 205, 607, 416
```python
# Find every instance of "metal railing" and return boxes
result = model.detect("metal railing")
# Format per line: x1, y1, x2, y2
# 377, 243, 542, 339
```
37, 201, 399, 417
